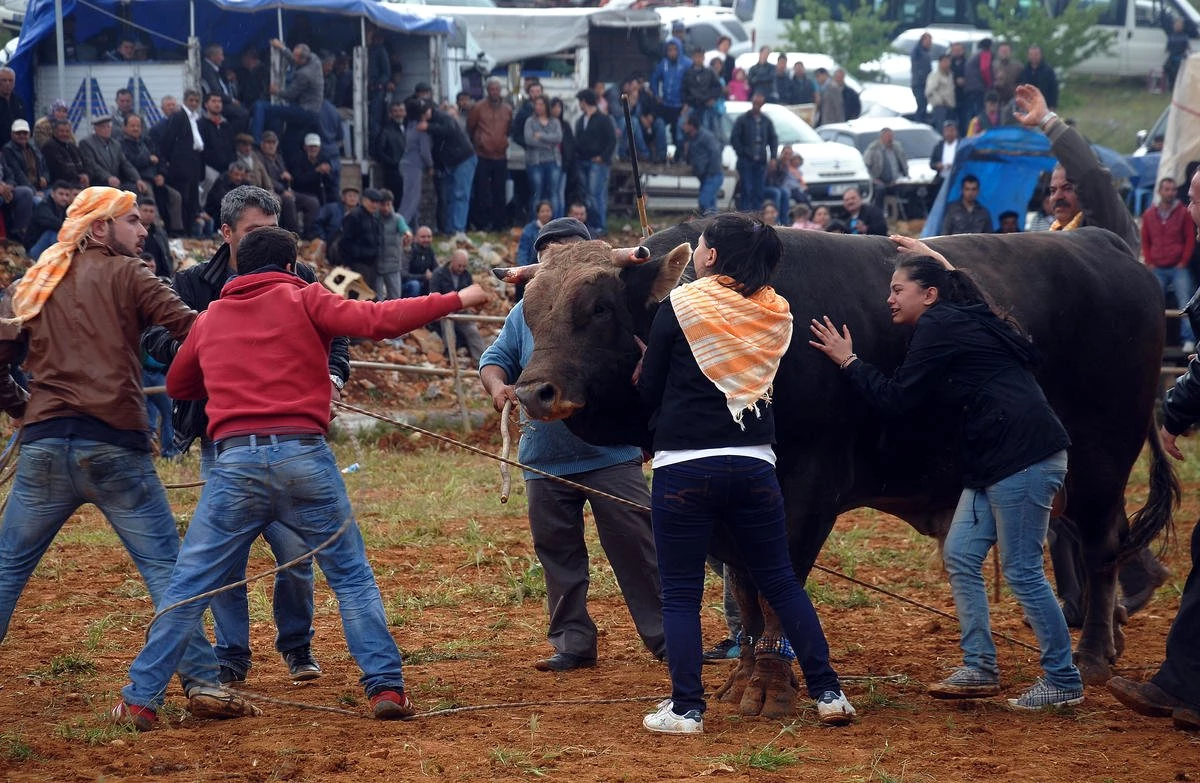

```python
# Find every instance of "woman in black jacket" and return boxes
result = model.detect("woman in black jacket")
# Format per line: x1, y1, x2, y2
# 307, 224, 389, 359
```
637, 213, 854, 735
809, 235, 1083, 710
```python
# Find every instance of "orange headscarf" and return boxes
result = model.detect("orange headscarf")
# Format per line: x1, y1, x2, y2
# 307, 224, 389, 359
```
6, 186, 138, 324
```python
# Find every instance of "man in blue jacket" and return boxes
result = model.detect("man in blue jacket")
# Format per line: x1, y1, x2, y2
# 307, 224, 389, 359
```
683, 114, 723, 215
479, 218, 665, 672
649, 41, 687, 147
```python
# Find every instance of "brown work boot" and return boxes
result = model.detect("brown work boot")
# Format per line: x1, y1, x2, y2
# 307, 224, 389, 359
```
1173, 707, 1200, 731
1107, 677, 1188, 717
185, 685, 263, 720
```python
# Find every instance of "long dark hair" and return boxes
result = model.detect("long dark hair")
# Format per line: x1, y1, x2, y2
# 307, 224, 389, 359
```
701, 213, 782, 296
896, 255, 1024, 334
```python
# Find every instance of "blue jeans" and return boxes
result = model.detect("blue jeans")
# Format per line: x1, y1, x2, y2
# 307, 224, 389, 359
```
1154, 266, 1196, 343
197, 441, 316, 679
697, 173, 723, 215
438, 155, 477, 235
763, 185, 789, 216
124, 437, 404, 709
527, 161, 560, 218
0, 438, 218, 687
577, 160, 610, 235
736, 159, 766, 212
28, 229, 56, 260
943, 450, 1081, 690
142, 369, 175, 457
251, 100, 318, 142
623, 118, 668, 163
651, 456, 840, 714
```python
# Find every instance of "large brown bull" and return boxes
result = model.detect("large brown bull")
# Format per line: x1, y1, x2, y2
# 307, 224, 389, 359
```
499, 222, 1178, 715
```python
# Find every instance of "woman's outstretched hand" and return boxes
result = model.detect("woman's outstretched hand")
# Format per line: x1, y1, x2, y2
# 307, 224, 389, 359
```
809, 316, 856, 367
891, 234, 954, 271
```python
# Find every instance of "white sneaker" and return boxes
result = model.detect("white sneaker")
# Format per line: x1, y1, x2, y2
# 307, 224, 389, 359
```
816, 690, 856, 726
642, 698, 703, 734
1184, 340, 1196, 354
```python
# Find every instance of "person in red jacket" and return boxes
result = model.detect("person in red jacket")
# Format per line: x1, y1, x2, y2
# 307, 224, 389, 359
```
116, 225, 489, 729
1142, 176, 1197, 351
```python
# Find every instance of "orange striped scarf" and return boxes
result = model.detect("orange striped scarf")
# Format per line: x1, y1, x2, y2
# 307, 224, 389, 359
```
5, 187, 138, 324
670, 275, 793, 428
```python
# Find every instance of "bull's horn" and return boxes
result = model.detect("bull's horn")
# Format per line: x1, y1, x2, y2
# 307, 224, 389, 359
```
492, 264, 539, 284
611, 246, 651, 267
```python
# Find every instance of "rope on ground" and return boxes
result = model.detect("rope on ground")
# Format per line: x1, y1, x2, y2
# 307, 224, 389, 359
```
162, 479, 205, 489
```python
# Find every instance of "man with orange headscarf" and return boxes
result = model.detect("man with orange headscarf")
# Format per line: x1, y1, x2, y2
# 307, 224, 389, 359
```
0, 186, 258, 726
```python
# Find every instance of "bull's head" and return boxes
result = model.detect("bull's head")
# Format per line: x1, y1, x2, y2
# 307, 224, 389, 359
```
505, 240, 692, 447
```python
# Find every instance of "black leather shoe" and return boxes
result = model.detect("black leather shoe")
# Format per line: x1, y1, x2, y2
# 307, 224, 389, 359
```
218, 665, 246, 685
1108, 677, 1188, 717
282, 648, 322, 682
533, 652, 596, 672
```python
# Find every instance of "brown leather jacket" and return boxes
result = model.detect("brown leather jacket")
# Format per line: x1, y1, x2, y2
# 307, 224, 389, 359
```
467, 99, 513, 160
0, 241, 195, 432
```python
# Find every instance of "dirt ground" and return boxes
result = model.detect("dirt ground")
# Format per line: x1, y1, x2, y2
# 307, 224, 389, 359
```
0, 443, 1197, 783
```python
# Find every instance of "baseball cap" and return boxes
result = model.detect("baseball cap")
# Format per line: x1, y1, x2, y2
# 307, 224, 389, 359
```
10, 119, 29, 134
303, 133, 322, 147
534, 217, 591, 252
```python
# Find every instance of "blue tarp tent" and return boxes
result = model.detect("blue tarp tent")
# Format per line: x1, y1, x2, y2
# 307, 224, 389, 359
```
10, 0, 451, 107
922, 127, 1058, 237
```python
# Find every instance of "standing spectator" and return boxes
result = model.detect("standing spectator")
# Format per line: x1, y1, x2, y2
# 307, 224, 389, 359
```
949, 42, 969, 134
400, 98, 433, 228
650, 42, 688, 146
730, 93, 777, 212
1166, 17, 1191, 91
431, 249, 487, 364
715, 35, 737, 80
682, 47, 723, 138
251, 41, 323, 142
0, 67, 27, 150
374, 102, 408, 208
34, 99, 71, 151
41, 119, 89, 188
791, 61, 816, 104
199, 93, 236, 198
510, 81, 543, 150
160, 90, 205, 233
453, 91, 472, 134
837, 69, 861, 121
814, 68, 844, 126
1142, 177, 1197, 350
840, 187, 888, 235
1018, 45, 1058, 111
963, 38, 993, 130
996, 210, 1021, 233
428, 106, 477, 239
79, 116, 142, 193
772, 54, 794, 104
574, 89, 615, 237
942, 173, 993, 234
200, 44, 248, 131
682, 113, 722, 215
139, 199, 173, 280
404, 225, 438, 297
911, 32, 934, 124
315, 187, 358, 249
551, 98, 578, 212
292, 134, 338, 212
367, 27, 392, 135
236, 47, 270, 107
992, 42, 1024, 106
864, 127, 908, 209
121, 114, 183, 235
26, 180, 72, 258
339, 188, 385, 293
524, 96, 562, 218
2, 119, 48, 192
967, 91, 1005, 136
926, 54, 957, 130
929, 120, 959, 194
747, 47, 776, 102
376, 189, 411, 301
728, 68, 750, 102
467, 78, 513, 233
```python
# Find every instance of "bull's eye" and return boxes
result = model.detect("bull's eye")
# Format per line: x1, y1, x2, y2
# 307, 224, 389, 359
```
592, 302, 610, 318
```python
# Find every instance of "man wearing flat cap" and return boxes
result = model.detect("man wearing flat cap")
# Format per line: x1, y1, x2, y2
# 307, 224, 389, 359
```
339, 188, 385, 293
479, 218, 666, 673
80, 115, 143, 193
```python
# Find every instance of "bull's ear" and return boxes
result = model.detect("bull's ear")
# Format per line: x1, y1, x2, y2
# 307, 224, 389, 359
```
493, 264, 539, 284
649, 243, 692, 303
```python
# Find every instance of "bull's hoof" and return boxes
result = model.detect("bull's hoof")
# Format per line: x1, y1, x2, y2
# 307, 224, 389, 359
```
1075, 652, 1113, 685
715, 646, 755, 704
739, 655, 799, 718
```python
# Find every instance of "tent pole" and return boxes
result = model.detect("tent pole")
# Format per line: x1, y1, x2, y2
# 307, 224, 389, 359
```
278, 8, 284, 41
54, 0, 65, 102
190, 0, 195, 38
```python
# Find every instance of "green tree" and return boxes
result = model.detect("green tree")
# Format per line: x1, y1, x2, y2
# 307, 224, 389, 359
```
782, 0, 894, 79
979, 0, 1116, 73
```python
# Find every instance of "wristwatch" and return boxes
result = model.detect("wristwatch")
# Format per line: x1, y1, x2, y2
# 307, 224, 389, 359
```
329, 373, 345, 391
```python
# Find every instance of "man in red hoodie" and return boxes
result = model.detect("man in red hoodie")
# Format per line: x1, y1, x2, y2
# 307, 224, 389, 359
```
116, 226, 489, 727
1142, 176, 1197, 351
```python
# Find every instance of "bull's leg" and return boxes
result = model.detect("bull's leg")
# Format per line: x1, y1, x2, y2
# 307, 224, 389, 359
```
738, 601, 801, 718
715, 567, 762, 704
1074, 504, 1126, 684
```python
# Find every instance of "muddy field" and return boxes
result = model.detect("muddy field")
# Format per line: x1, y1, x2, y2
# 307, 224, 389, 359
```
0, 434, 1196, 783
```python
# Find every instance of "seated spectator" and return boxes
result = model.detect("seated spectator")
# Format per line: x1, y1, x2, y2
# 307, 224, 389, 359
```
339, 187, 384, 293
112, 88, 136, 139
727, 67, 750, 102
42, 119, 88, 188
0, 67, 27, 150
403, 225, 438, 297
967, 90, 1006, 137
517, 201, 553, 267
0, 151, 33, 244
251, 41, 324, 142
80, 116, 143, 193
233, 133, 271, 191
825, 219, 850, 233
431, 249, 487, 364
139, 198, 174, 280
810, 204, 832, 230
635, 109, 668, 165
121, 114, 183, 234
237, 47, 270, 106
790, 203, 822, 230
292, 133, 337, 213
25, 179, 73, 258
997, 210, 1021, 233
761, 200, 779, 226
376, 189, 411, 301
106, 38, 137, 63
34, 99, 71, 151
255, 130, 318, 239
315, 186, 358, 245
204, 161, 250, 223
765, 145, 809, 217
942, 174, 993, 234
567, 201, 592, 234
201, 43, 249, 131
840, 187, 887, 235
2, 119, 48, 192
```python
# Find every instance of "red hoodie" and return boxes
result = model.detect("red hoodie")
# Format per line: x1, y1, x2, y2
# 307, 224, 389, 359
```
168, 271, 464, 441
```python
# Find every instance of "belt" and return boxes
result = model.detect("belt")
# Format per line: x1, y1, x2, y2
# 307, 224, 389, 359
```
213, 434, 323, 456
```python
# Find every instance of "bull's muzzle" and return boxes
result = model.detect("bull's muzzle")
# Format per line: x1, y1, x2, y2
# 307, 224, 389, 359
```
516, 381, 582, 421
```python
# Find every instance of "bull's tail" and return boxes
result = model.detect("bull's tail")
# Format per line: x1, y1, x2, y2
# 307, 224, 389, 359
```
1119, 420, 1181, 560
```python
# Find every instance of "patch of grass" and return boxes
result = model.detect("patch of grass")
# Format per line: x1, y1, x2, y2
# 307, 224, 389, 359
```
717, 745, 805, 772
84, 613, 132, 652
37, 653, 97, 680
55, 717, 136, 746
489, 747, 549, 777
1059, 75, 1167, 152
502, 554, 547, 604
805, 580, 879, 609
0, 731, 34, 761
336, 693, 360, 707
